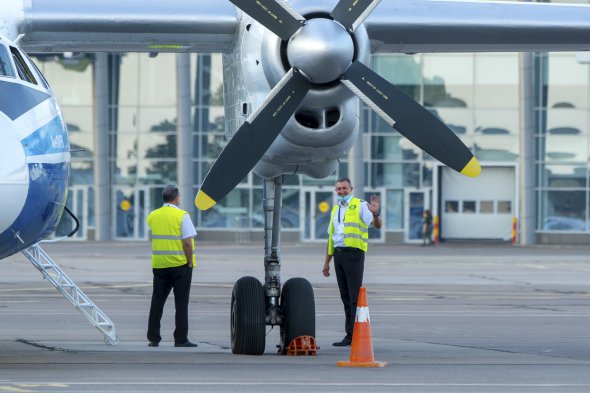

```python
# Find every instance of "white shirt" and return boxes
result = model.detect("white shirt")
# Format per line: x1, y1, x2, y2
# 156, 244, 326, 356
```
163, 203, 197, 239
327, 198, 374, 247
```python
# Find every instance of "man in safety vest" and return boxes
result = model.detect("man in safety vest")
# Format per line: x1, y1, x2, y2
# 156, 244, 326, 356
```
146, 185, 197, 348
322, 177, 381, 347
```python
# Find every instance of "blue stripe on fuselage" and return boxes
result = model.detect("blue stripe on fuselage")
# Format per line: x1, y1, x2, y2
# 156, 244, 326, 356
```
0, 80, 50, 120
21, 116, 70, 156
0, 162, 69, 259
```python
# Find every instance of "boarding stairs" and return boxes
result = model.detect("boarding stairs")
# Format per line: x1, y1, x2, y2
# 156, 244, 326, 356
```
21, 243, 119, 345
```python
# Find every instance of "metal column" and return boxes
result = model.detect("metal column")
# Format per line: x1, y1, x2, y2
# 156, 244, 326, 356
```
93, 53, 111, 240
177, 54, 194, 215
519, 52, 537, 245
348, 126, 364, 196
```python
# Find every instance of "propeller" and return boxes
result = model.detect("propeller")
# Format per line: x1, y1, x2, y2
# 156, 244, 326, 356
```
341, 61, 480, 177
196, 0, 480, 211
228, 0, 306, 41
195, 68, 311, 210
331, 0, 383, 33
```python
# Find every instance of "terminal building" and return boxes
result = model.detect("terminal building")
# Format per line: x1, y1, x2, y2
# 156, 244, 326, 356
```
37, 0, 590, 245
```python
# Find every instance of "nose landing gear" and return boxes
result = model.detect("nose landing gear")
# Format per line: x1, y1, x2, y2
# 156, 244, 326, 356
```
229, 177, 317, 356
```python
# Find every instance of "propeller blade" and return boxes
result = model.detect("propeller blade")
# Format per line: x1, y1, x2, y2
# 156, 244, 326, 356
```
229, 0, 306, 41
196, 69, 311, 210
341, 61, 480, 177
331, 0, 382, 33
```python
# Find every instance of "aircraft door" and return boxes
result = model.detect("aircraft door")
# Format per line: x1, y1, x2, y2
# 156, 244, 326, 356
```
301, 188, 333, 242
113, 187, 150, 240
404, 189, 431, 243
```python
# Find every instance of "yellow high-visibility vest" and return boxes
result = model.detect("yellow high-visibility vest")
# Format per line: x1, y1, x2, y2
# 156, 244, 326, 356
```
147, 206, 196, 268
328, 197, 368, 255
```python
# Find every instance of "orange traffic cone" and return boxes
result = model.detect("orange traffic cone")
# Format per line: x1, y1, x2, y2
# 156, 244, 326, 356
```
337, 287, 387, 367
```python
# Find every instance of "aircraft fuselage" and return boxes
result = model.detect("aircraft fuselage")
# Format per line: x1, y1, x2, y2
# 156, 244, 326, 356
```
0, 37, 70, 259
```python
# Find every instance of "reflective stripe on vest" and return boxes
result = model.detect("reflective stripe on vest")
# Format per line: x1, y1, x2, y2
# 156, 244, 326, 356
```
328, 197, 368, 255
152, 250, 197, 256
147, 206, 196, 268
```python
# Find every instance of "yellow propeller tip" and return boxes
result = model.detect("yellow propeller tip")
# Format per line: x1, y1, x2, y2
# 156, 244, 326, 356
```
460, 156, 481, 178
195, 190, 216, 210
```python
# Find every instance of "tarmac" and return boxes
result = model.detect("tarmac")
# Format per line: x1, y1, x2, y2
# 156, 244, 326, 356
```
1, 240, 590, 392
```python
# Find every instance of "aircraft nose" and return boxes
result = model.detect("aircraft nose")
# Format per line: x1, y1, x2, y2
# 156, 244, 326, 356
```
0, 114, 29, 235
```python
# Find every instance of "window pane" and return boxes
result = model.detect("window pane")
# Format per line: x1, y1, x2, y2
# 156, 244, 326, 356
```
373, 54, 421, 102
539, 165, 587, 188
475, 109, 519, 136
138, 54, 176, 106
0, 46, 15, 77
282, 188, 300, 229
115, 133, 139, 162
37, 55, 93, 106
542, 135, 588, 163
251, 187, 300, 229
141, 133, 177, 159
201, 188, 249, 228
371, 163, 419, 188
497, 201, 512, 214
385, 190, 402, 230
423, 54, 473, 107
193, 106, 225, 133
480, 201, 494, 214
144, 160, 177, 185
546, 108, 588, 137
140, 108, 177, 133
445, 201, 459, 213
473, 135, 519, 162
540, 190, 586, 231
71, 161, 94, 185
371, 135, 418, 160
545, 53, 589, 109
430, 108, 473, 136
198, 133, 225, 159
474, 53, 519, 108
463, 201, 476, 213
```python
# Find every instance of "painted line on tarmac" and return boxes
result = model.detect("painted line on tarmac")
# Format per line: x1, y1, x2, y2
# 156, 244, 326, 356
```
4, 382, 590, 388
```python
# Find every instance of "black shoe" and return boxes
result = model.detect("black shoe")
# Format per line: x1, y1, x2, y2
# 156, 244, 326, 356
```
174, 341, 198, 348
332, 338, 352, 347
148, 342, 159, 347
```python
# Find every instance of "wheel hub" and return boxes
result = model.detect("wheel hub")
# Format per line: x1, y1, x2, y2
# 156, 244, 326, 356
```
287, 18, 354, 84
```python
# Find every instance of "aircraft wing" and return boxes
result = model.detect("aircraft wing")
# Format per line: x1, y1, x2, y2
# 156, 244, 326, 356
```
10, 0, 590, 55
366, 0, 590, 54
13, 1, 238, 53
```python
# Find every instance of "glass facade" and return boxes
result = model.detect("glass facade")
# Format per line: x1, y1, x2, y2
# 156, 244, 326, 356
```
536, 52, 590, 231
34, 0, 590, 241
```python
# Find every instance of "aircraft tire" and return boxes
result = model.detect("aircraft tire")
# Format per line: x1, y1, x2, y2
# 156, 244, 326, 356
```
280, 277, 315, 354
231, 276, 266, 355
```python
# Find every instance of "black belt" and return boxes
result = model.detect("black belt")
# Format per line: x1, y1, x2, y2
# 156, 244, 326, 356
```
334, 246, 361, 253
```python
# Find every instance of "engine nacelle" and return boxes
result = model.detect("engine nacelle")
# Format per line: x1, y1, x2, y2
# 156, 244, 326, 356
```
222, 0, 370, 179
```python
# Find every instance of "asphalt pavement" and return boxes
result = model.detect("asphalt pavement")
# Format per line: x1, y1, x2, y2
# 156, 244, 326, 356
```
1, 241, 590, 392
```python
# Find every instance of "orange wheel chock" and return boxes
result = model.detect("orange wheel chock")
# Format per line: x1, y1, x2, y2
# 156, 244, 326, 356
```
287, 335, 318, 356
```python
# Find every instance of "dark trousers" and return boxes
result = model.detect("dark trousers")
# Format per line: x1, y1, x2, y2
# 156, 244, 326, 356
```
334, 247, 365, 339
147, 264, 193, 344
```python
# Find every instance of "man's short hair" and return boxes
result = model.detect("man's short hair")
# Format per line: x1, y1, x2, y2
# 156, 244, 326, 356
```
162, 185, 179, 203
336, 177, 352, 187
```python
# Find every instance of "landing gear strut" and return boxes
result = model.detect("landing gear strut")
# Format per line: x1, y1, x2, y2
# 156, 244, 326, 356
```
230, 176, 316, 355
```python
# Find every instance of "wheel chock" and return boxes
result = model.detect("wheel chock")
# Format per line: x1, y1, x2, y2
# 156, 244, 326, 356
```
287, 335, 318, 356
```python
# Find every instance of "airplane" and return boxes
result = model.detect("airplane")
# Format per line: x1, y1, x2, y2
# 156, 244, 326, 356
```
1, 0, 590, 354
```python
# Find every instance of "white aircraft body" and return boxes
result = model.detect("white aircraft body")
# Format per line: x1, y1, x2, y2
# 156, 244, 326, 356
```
1, 0, 590, 353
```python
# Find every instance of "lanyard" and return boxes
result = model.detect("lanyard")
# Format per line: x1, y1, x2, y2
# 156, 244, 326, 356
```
338, 203, 347, 223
